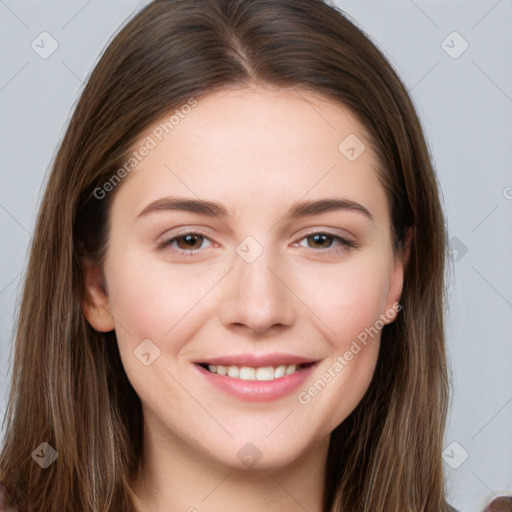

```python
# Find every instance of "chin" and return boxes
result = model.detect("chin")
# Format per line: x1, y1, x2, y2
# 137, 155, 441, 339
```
204, 434, 320, 472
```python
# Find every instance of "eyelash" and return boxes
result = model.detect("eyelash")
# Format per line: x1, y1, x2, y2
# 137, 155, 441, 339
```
159, 230, 357, 257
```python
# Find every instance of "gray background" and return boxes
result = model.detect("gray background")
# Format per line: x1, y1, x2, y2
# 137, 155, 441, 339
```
0, 1, 511, 510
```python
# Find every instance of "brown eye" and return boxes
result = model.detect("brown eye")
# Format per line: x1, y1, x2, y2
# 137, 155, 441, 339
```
298, 232, 357, 253
175, 234, 206, 250
159, 232, 213, 255
306, 233, 335, 249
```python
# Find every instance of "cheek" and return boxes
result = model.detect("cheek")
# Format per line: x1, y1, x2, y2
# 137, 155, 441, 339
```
303, 341, 380, 439
296, 251, 392, 347
103, 251, 218, 411
290, 252, 390, 431
104, 248, 225, 357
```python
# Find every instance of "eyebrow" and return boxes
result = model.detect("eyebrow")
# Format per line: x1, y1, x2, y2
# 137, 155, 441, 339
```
136, 195, 374, 222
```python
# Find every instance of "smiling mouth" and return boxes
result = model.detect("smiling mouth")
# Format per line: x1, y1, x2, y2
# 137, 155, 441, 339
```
197, 362, 315, 381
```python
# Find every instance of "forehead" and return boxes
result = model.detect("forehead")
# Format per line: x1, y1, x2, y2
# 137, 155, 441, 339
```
111, 87, 388, 226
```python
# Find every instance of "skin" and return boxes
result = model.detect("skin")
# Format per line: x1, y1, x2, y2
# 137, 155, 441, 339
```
83, 86, 407, 512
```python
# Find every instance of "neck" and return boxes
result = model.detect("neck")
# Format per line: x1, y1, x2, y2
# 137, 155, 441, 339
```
131, 411, 329, 512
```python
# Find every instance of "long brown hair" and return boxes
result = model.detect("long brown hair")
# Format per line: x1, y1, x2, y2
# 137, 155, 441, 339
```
0, 1, 450, 510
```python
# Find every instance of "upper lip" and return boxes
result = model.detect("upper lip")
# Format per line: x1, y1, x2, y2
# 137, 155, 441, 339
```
195, 353, 318, 367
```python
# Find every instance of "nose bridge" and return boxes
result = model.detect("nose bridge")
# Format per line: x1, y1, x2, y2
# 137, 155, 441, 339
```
218, 238, 296, 332
238, 250, 278, 300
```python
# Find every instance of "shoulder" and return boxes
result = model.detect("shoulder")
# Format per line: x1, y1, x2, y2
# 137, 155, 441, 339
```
449, 495, 512, 512
484, 496, 512, 512
0, 484, 19, 512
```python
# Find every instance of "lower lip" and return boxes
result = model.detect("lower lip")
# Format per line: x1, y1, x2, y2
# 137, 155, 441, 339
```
194, 363, 316, 402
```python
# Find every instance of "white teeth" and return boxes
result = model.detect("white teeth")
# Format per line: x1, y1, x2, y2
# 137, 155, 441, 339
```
204, 363, 303, 380
227, 366, 239, 378
239, 367, 256, 380
274, 365, 286, 379
285, 364, 297, 375
255, 367, 275, 381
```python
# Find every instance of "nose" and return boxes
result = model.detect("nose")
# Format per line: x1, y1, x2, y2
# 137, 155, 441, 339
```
218, 248, 296, 335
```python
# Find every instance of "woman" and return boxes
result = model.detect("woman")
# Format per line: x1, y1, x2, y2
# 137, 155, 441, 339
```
0, 0, 466, 510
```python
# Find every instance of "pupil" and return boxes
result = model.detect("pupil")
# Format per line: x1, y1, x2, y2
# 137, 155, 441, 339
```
180, 235, 201, 249
311, 234, 331, 248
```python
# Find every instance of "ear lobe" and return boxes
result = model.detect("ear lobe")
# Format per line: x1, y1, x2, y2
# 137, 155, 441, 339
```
383, 227, 413, 324
81, 258, 115, 332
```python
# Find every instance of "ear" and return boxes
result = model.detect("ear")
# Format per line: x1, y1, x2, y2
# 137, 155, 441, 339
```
81, 258, 115, 332
382, 227, 412, 324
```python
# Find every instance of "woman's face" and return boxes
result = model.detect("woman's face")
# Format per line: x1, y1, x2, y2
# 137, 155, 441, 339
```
84, 87, 405, 470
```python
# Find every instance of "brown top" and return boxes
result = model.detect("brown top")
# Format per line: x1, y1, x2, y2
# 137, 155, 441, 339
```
485, 496, 512, 512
